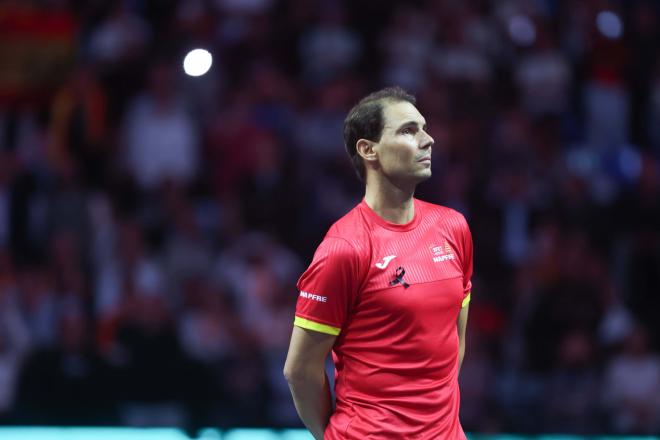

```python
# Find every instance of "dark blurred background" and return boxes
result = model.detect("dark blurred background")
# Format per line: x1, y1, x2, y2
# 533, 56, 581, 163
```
0, 0, 659, 436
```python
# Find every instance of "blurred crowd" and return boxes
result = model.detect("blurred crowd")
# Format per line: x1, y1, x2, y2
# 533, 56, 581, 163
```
0, 0, 659, 435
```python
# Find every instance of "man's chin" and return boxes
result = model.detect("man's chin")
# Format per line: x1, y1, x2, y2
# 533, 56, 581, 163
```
387, 170, 431, 188
414, 169, 432, 182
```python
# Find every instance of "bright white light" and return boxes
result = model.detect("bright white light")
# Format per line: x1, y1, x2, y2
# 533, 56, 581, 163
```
596, 11, 623, 39
183, 48, 213, 77
508, 15, 536, 47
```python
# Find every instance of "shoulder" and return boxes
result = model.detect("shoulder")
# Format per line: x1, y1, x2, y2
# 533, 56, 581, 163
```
314, 235, 359, 263
322, 203, 371, 257
300, 207, 370, 286
417, 199, 470, 232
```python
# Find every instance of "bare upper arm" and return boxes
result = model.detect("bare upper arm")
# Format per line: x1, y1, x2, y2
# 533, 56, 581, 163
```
457, 302, 469, 340
284, 325, 337, 380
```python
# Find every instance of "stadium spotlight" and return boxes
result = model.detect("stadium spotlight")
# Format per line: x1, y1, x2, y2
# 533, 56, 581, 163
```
183, 48, 213, 77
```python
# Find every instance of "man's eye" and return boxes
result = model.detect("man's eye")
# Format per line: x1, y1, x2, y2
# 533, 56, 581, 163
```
402, 128, 413, 135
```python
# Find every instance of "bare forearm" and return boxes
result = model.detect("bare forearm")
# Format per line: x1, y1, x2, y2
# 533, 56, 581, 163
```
457, 304, 469, 375
287, 371, 333, 439
458, 340, 465, 373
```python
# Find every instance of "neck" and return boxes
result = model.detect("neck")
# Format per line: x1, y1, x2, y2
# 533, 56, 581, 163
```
364, 174, 416, 224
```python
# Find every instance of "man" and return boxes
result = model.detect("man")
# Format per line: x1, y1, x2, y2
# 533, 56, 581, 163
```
284, 87, 473, 439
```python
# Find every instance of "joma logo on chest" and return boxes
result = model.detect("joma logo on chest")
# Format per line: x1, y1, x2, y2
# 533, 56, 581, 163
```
375, 255, 396, 269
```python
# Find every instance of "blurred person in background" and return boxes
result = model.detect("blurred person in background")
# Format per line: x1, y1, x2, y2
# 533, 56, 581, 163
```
160, 184, 214, 308
513, 28, 571, 117
284, 87, 473, 439
212, 231, 301, 425
379, 5, 435, 93
293, 79, 361, 245
49, 64, 110, 188
0, 249, 30, 419
121, 61, 199, 192
621, 155, 660, 341
86, 2, 150, 67
583, 4, 630, 151
299, 3, 362, 85
602, 325, 660, 434
107, 244, 194, 428
544, 330, 600, 433
17, 266, 59, 350
175, 278, 244, 426
16, 309, 111, 424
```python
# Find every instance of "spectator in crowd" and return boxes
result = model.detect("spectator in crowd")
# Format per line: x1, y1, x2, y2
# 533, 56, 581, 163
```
299, 4, 362, 84
544, 330, 601, 433
122, 62, 199, 192
49, 65, 110, 188
16, 309, 110, 424
0, 250, 30, 418
602, 325, 660, 434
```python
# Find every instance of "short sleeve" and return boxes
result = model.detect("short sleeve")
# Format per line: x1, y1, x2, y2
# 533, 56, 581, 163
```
294, 237, 360, 335
459, 215, 473, 308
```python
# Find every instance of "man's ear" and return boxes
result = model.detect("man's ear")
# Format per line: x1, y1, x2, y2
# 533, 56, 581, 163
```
356, 139, 377, 163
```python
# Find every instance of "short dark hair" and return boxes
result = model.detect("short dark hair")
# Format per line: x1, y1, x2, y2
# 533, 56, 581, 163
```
343, 86, 416, 181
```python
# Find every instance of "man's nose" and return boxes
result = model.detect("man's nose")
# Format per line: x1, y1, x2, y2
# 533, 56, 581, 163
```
420, 132, 434, 149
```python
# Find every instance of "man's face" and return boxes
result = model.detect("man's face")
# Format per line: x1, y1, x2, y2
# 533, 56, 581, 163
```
372, 100, 434, 184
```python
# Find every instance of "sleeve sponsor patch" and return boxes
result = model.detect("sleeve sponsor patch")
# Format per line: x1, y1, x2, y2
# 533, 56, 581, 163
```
299, 291, 328, 302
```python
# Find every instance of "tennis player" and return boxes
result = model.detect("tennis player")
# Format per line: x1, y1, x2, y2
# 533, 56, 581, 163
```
284, 87, 473, 439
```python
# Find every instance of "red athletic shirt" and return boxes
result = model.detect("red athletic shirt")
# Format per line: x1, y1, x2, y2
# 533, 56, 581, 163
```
295, 198, 473, 439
